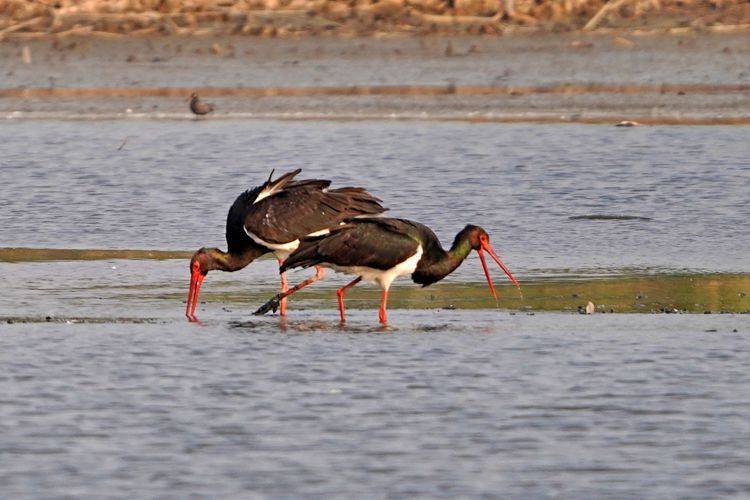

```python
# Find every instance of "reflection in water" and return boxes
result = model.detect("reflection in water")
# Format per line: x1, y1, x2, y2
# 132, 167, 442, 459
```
229, 318, 397, 334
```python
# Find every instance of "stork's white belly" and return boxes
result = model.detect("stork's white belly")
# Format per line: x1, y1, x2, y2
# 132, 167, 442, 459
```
328, 246, 423, 291
245, 228, 330, 260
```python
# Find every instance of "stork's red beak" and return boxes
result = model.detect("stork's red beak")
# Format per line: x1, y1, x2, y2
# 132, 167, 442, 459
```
477, 242, 520, 301
186, 267, 205, 322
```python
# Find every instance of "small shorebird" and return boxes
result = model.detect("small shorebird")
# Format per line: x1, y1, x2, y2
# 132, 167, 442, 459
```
189, 92, 214, 115
254, 218, 520, 325
186, 169, 387, 322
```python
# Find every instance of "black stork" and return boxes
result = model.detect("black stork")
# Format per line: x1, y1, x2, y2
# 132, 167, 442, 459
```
186, 169, 387, 322
189, 93, 214, 115
253, 217, 520, 325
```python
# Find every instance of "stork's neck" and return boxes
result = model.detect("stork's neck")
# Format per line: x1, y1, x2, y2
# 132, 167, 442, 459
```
209, 247, 264, 272
416, 232, 473, 283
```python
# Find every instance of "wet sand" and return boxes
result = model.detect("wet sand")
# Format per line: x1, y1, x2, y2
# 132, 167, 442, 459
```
3, 251, 749, 318
2, 33, 749, 123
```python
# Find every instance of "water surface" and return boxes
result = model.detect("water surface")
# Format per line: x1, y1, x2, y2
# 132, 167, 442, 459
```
1, 314, 749, 497
2, 118, 749, 498
2, 120, 749, 274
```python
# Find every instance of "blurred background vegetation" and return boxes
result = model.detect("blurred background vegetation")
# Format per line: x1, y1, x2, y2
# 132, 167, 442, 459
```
2, 0, 749, 38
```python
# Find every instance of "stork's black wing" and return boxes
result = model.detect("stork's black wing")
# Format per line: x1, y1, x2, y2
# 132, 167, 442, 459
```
281, 218, 420, 272
244, 182, 386, 244
226, 169, 386, 252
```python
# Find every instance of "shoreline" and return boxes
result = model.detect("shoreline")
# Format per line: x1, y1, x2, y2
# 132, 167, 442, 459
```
4, 111, 750, 126
4, 82, 749, 98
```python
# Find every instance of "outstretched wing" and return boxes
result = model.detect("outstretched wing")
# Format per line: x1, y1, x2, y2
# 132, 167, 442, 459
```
281, 218, 419, 272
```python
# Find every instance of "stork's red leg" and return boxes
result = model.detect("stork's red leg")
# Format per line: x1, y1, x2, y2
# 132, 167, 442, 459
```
378, 289, 389, 325
336, 277, 362, 324
278, 259, 288, 316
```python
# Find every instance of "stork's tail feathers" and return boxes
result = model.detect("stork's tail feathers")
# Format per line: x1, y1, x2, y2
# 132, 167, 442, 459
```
265, 168, 302, 190
252, 168, 304, 202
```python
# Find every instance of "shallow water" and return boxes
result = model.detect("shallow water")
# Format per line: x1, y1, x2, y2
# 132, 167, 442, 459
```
2, 258, 749, 320
1, 314, 749, 497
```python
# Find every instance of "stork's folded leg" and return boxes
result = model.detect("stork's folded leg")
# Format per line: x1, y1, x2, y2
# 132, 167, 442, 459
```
378, 289, 389, 326
336, 276, 362, 324
283, 265, 325, 300
254, 266, 326, 315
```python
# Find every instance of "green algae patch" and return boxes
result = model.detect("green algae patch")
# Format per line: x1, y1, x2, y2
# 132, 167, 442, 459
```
499, 274, 750, 313
218, 274, 750, 314
3, 248, 748, 313
0, 247, 192, 262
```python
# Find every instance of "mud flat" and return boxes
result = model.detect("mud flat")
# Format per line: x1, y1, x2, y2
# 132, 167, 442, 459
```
2, 250, 749, 318
2, 33, 749, 123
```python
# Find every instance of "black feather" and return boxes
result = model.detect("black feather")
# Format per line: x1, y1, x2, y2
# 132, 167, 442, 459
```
281, 218, 420, 273
225, 170, 387, 253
